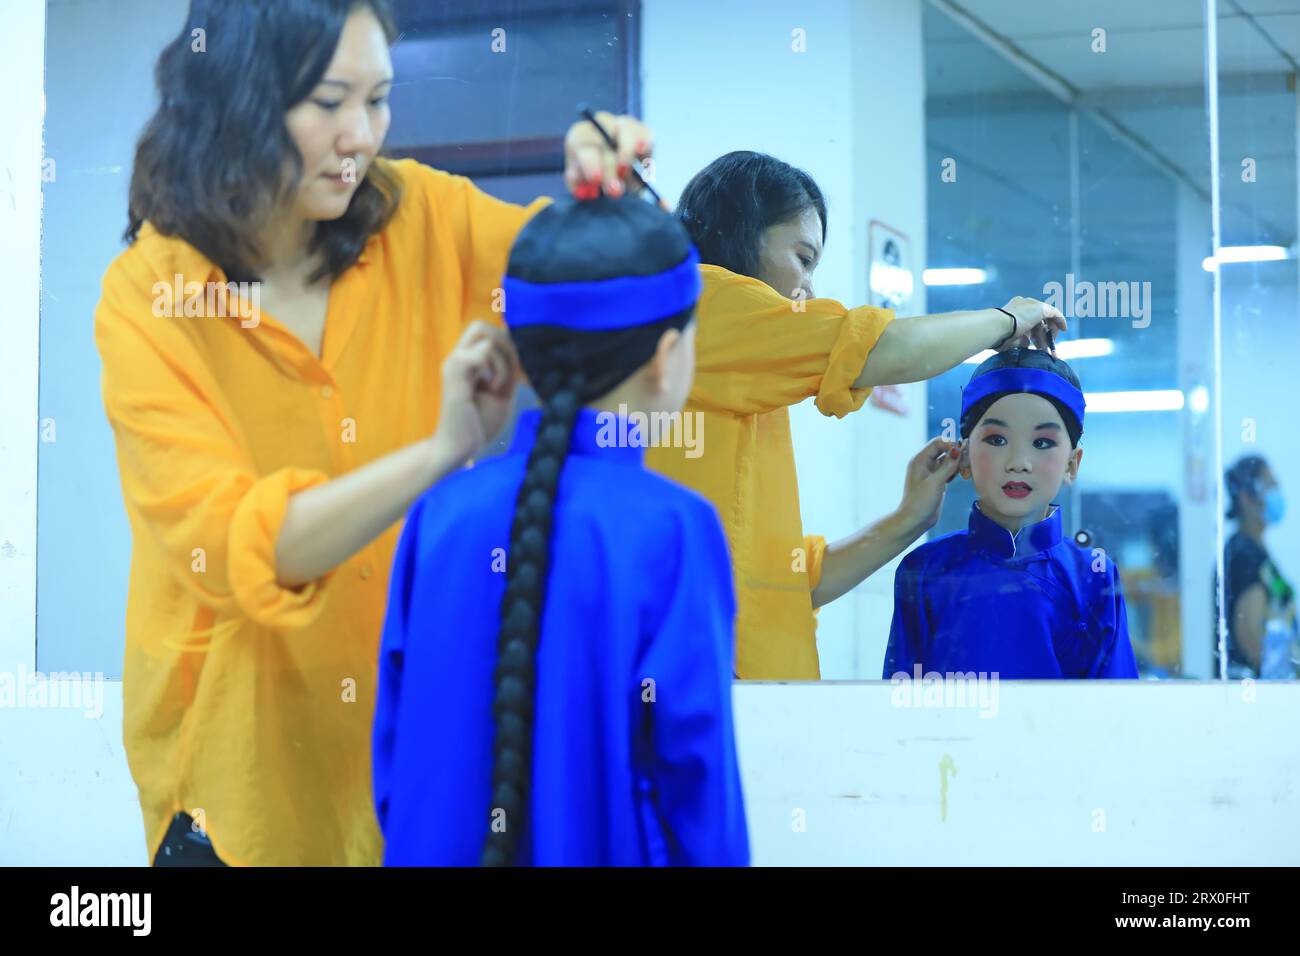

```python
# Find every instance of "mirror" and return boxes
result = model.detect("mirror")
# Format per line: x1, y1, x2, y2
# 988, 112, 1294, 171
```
918, 1, 1216, 680
1214, 1, 1299, 680
37, 0, 1294, 684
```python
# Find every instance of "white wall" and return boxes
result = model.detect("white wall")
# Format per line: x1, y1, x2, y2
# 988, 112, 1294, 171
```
0, 0, 42, 682
3, 679, 1298, 865
736, 680, 1300, 865
642, 0, 929, 679
0, 680, 145, 865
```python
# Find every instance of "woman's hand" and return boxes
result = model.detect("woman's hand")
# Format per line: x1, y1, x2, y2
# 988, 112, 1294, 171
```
432, 320, 521, 468
563, 111, 656, 201
812, 436, 962, 608
896, 436, 963, 534
998, 296, 1068, 354
274, 322, 519, 588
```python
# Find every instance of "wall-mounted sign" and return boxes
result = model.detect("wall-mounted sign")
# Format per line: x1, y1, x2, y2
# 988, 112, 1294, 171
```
868, 219, 914, 312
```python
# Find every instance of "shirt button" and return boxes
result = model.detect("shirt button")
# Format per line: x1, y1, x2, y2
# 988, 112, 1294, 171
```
320, 384, 334, 399
360, 563, 373, 580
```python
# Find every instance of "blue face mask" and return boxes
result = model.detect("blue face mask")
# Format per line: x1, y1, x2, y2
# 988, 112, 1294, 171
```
1264, 488, 1285, 526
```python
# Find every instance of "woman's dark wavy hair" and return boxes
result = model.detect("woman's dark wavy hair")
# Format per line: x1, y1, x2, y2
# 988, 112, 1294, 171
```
1226, 455, 1270, 520
125, 0, 402, 283
960, 346, 1084, 448
675, 150, 826, 279
481, 196, 695, 867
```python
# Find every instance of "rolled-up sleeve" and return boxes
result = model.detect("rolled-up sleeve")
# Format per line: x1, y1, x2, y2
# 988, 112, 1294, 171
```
227, 467, 335, 630
95, 261, 334, 633
689, 266, 895, 418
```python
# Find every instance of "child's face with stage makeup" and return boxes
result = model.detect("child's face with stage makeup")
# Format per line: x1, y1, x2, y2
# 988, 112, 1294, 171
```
960, 392, 1083, 533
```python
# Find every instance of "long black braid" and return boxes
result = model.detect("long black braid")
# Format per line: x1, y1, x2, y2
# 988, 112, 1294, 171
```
480, 365, 582, 867
480, 196, 696, 866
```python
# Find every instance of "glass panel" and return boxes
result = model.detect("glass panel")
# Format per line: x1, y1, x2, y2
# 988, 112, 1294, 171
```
1213, 0, 1299, 679
919, 0, 1214, 679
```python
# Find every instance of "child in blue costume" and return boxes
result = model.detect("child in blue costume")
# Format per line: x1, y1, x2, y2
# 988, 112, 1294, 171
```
373, 195, 749, 866
883, 347, 1139, 680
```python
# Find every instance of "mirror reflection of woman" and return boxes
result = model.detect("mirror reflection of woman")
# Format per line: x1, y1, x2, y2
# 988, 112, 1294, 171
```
96, 0, 648, 867
1220, 455, 1296, 679
646, 151, 1068, 678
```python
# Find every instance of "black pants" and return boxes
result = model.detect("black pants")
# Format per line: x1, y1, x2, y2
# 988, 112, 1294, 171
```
153, 812, 227, 867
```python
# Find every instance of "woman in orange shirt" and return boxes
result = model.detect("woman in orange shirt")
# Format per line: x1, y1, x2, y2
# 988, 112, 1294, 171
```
646, 151, 1068, 679
95, 0, 650, 866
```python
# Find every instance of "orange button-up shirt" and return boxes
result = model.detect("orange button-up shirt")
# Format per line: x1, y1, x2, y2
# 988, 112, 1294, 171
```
94, 158, 547, 866
645, 266, 894, 680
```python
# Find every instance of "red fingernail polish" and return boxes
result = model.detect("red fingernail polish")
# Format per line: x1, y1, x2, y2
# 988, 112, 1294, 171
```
617, 162, 629, 179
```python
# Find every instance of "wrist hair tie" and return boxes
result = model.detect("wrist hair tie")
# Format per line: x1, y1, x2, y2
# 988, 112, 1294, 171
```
993, 307, 1018, 349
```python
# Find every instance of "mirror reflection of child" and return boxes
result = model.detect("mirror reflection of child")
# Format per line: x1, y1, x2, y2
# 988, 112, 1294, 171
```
373, 195, 749, 866
883, 348, 1139, 680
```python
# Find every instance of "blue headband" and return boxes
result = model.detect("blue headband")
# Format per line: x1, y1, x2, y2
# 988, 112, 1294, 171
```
960, 367, 1086, 437
502, 247, 702, 332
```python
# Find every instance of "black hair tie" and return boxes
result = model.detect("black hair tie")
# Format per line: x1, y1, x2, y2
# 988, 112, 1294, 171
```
993, 307, 1018, 350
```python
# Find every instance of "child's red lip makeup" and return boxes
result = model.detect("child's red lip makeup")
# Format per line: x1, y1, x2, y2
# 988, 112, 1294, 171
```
1002, 482, 1032, 499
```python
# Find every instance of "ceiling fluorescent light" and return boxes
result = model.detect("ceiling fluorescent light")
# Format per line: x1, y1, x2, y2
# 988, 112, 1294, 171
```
962, 338, 1116, 365
923, 268, 988, 286
1202, 245, 1289, 271
1085, 390, 1185, 413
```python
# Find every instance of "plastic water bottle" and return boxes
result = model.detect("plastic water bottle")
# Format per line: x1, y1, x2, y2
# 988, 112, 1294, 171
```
1260, 617, 1293, 679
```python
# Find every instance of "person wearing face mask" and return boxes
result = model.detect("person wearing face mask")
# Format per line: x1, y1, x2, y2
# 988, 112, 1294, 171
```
1219, 456, 1295, 679
646, 151, 1068, 679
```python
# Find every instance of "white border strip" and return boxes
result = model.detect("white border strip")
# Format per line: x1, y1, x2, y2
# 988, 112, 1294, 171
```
1205, 0, 1228, 680
0, 0, 44, 674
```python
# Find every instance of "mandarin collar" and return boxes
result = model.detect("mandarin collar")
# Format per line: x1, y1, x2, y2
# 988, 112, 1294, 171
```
507, 407, 647, 466
967, 500, 1063, 560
